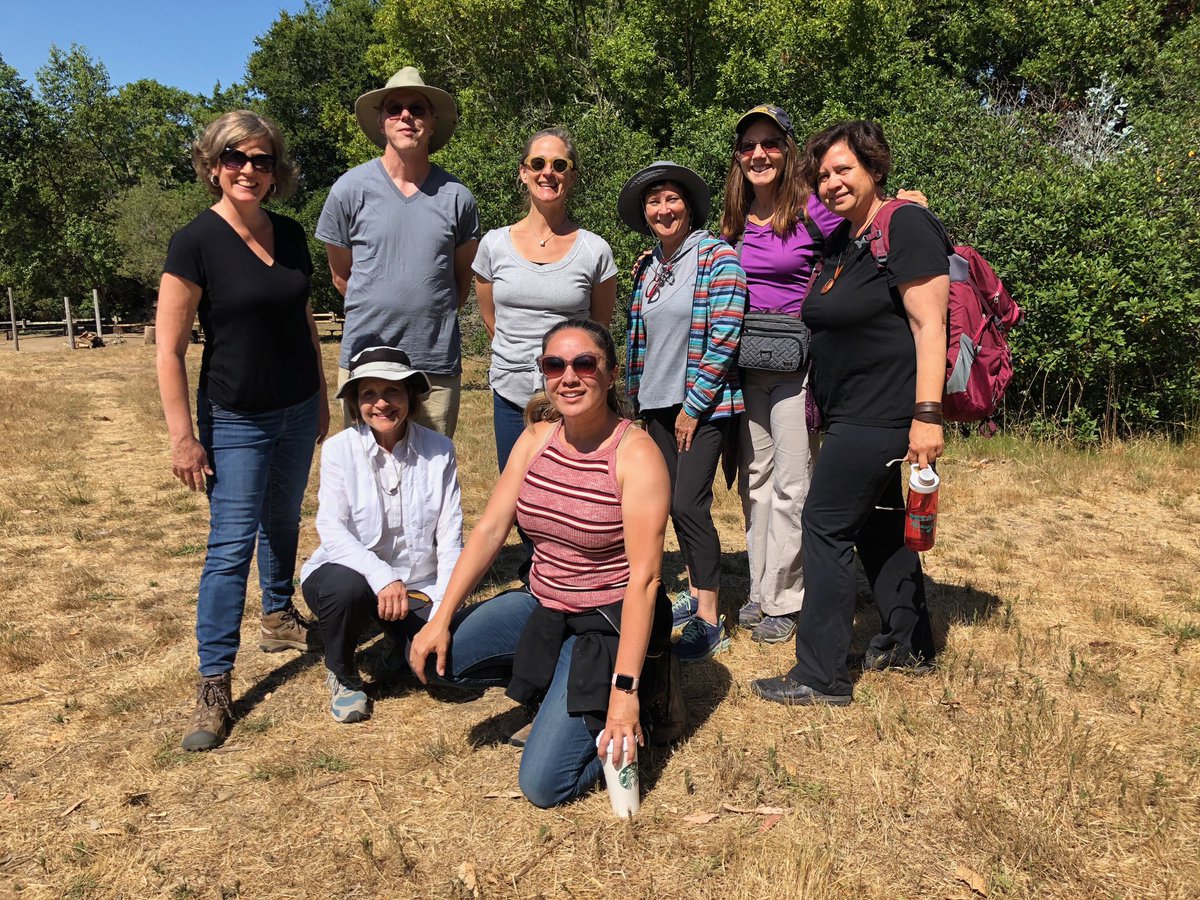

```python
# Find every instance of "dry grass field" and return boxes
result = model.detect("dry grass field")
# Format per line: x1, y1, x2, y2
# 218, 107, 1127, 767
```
1, 339, 1198, 899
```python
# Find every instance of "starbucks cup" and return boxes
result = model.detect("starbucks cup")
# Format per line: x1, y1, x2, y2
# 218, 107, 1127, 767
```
597, 732, 640, 818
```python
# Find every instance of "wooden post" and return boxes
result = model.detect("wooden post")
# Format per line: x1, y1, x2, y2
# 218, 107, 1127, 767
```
7, 287, 17, 351
92, 288, 102, 337
64, 296, 75, 349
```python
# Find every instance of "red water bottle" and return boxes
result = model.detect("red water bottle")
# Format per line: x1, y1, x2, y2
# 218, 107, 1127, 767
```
904, 465, 939, 552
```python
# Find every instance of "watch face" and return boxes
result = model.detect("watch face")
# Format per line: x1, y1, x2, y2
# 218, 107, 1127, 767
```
613, 674, 636, 691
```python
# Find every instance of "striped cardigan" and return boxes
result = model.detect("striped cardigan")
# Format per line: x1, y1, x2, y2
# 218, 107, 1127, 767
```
626, 234, 747, 422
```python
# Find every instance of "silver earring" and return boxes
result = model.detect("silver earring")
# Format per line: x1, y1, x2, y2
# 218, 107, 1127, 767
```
269, 183, 278, 196
210, 174, 219, 187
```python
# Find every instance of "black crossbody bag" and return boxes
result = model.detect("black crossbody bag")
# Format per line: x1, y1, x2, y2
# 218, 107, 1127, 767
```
735, 216, 823, 372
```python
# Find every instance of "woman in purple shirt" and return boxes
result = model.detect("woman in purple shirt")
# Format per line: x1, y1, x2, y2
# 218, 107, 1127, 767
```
719, 105, 843, 644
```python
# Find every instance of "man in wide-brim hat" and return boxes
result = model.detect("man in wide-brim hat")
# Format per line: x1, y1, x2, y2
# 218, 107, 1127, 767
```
317, 67, 480, 438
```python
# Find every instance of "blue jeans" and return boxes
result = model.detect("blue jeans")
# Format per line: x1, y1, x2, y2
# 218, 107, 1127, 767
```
492, 391, 534, 576
413, 588, 538, 687
492, 390, 527, 474
433, 588, 604, 807
518, 635, 604, 808
195, 391, 318, 675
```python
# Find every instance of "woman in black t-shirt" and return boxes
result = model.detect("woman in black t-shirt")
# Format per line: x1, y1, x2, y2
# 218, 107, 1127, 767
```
751, 120, 950, 707
156, 110, 329, 752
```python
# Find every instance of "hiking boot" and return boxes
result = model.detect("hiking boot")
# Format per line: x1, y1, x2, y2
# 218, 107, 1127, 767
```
326, 670, 371, 724
259, 604, 320, 653
670, 591, 699, 636
751, 613, 797, 644
181, 672, 234, 752
737, 598, 764, 630
674, 615, 730, 663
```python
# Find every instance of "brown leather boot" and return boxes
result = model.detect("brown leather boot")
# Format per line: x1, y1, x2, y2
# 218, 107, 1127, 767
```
181, 672, 233, 752
259, 605, 320, 653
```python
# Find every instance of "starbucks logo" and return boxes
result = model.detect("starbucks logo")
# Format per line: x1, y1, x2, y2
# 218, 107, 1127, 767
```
618, 762, 638, 790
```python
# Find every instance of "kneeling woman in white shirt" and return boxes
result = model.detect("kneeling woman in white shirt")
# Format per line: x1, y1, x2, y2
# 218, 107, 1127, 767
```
301, 346, 476, 723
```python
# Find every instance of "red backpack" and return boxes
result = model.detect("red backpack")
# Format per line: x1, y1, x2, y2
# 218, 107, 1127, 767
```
869, 199, 1022, 430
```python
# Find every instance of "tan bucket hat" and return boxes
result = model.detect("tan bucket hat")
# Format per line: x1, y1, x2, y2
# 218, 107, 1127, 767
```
354, 67, 458, 153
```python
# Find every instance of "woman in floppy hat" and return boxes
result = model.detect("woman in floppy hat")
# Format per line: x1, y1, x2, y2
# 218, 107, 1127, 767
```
620, 161, 748, 663
300, 346, 467, 723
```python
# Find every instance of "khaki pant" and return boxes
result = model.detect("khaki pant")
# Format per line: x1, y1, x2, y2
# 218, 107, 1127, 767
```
337, 367, 461, 438
738, 367, 821, 617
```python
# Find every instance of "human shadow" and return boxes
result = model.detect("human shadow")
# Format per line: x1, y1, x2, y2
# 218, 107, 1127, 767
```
234, 651, 322, 719
638, 657, 734, 794
846, 559, 1003, 678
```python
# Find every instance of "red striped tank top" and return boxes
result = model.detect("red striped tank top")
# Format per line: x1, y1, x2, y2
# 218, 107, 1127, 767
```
516, 418, 634, 612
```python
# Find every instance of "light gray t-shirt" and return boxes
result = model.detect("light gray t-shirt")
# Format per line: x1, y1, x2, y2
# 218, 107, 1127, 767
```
637, 229, 706, 411
473, 226, 617, 407
317, 159, 481, 373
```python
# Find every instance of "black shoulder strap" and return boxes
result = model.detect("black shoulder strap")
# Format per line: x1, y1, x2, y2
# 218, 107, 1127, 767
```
802, 214, 825, 250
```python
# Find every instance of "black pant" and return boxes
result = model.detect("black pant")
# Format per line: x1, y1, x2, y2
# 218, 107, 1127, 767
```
791, 422, 935, 696
301, 563, 524, 688
641, 406, 733, 591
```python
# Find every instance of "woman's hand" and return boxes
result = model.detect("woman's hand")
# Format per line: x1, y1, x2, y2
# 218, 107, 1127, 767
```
409, 619, 451, 684
907, 421, 944, 469
674, 408, 698, 453
896, 189, 929, 208
171, 435, 213, 492
599, 689, 642, 768
377, 580, 409, 621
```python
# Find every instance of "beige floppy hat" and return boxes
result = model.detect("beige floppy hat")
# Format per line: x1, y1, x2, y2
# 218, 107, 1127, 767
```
354, 67, 458, 153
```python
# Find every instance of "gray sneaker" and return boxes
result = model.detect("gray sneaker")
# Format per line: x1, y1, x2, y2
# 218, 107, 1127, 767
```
181, 672, 233, 752
751, 613, 797, 644
738, 598, 764, 629
326, 671, 371, 724
260, 605, 321, 653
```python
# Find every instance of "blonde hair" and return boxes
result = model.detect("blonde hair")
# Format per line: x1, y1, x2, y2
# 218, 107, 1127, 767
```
192, 110, 299, 199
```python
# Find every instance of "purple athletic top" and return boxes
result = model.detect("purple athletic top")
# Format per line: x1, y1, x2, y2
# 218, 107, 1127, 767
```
741, 193, 844, 316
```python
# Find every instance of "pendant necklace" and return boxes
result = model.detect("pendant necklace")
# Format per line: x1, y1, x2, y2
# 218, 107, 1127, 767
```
821, 199, 886, 295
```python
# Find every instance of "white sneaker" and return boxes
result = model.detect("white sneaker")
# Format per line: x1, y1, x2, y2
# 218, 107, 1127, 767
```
325, 670, 371, 724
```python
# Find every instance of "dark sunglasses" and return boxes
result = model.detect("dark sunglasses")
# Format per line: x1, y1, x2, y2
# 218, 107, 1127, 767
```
537, 353, 600, 378
219, 147, 277, 174
524, 155, 575, 174
736, 137, 785, 157
383, 100, 429, 119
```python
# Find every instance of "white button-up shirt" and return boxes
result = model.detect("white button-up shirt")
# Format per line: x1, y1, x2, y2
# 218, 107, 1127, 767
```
301, 421, 463, 611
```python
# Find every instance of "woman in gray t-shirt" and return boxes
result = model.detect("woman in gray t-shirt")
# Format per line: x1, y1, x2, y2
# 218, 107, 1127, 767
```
473, 128, 618, 477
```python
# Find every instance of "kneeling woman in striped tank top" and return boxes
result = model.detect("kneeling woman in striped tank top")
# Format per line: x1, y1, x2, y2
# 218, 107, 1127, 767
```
410, 319, 675, 808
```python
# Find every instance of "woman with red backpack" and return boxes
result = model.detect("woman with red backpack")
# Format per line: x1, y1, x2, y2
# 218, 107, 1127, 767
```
751, 120, 949, 707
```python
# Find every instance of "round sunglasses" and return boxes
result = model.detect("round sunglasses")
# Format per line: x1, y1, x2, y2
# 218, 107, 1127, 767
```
524, 155, 575, 174
219, 146, 277, 174
537, 353, 600, 378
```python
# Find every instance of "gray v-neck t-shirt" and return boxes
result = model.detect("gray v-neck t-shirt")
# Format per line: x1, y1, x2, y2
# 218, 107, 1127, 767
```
317, 159, 481, 373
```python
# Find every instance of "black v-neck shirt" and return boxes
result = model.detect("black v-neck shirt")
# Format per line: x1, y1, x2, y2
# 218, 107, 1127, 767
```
803, 205, 950, 427
164, 209, 319, 413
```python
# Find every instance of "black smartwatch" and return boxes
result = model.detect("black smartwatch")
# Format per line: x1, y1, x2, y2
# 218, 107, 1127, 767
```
611, 672, 639, 693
